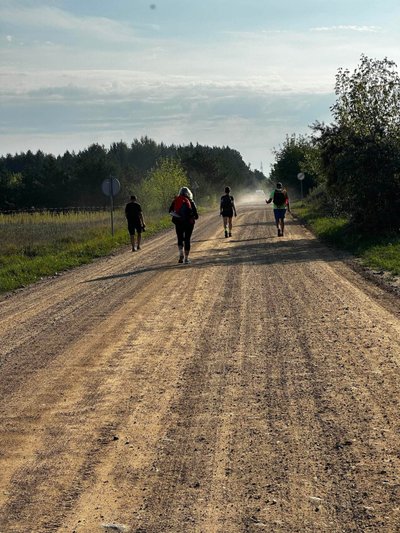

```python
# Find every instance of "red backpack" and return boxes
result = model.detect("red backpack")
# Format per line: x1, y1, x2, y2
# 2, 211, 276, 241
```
172, 195, 192, 221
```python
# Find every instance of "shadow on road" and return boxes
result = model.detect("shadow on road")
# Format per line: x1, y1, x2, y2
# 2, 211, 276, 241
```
86, 234, 345, 284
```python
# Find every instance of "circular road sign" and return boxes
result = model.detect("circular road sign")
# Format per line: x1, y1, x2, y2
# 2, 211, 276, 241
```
297, 172, 305, 181
102, 177, 121, 197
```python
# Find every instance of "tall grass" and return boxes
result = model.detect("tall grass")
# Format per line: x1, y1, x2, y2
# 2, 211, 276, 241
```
292, 202, 400, 276
0, 209, 171, 293
1, 210, 124, 254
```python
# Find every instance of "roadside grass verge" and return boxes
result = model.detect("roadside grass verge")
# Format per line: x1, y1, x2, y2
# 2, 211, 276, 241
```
0, 210, 171, 294
291, 202, 400, 276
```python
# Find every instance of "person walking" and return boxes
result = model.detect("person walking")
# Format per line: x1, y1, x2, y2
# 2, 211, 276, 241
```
220, 186, 237, 238
125, 195, 146, 251
266, 182, 290, 236
169, 186, 199, 264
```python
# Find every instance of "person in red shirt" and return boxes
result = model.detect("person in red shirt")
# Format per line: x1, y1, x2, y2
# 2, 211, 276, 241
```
169, 187, 199, 264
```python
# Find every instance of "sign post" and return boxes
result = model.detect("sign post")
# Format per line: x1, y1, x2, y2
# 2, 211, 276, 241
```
101, 176, 121, 236
297, 172, 305, 199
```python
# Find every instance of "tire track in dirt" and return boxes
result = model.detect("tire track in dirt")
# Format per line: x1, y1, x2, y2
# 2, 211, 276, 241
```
0, 204, 399, 533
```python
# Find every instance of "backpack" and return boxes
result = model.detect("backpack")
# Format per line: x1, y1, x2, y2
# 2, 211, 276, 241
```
221, 195, 233, 210
273, 189, 286, 206
172, 195, 192, 221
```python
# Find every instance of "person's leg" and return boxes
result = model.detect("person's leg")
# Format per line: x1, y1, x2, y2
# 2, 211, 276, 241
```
223, 216, 229, 237
128, 223, 136, 250
280, 210, 286, 236
183, 224, 194, 262
228, 216, 233, 236
136, 230, 142, 249
130, 233, 136, 250
175, 224, 184, 262
130, 227, 137, 250
274, 210, 280, 236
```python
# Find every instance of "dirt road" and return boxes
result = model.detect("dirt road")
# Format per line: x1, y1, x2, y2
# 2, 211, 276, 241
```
0, 204, 399, 533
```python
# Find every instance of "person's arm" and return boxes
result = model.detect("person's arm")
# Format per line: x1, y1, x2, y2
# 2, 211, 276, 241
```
232, 197, 237, 216
266, 198, 272, 204
169, 200, 175, 213
285, 192, 290, 212
191, 200, 199, 220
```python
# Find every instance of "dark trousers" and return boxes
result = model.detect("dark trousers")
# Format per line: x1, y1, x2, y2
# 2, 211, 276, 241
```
175, 222, 194, 251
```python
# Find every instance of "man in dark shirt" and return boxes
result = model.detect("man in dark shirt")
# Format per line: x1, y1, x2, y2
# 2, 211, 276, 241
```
125, 195, 145, 251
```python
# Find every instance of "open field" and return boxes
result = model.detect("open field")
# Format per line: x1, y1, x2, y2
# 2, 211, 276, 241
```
0, 210, 170, 293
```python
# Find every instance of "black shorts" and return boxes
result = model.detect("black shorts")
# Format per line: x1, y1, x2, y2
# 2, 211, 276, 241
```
128, 221, 142, 235
222, 209, 234, 218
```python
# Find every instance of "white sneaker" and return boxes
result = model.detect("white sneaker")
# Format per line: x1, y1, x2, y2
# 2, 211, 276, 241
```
184, 258, 191, 264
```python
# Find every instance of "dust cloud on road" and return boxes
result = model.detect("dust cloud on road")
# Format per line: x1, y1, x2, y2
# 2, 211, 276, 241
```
0, 204, 399, 533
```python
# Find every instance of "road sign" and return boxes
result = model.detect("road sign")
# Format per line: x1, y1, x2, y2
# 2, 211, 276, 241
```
101, 177, 121, 236
102, 177, 121, 197
297, 173, 305, 199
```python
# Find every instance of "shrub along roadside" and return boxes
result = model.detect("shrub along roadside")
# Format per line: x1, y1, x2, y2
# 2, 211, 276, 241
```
291, 202, 400, 276
0, 215, 172, 294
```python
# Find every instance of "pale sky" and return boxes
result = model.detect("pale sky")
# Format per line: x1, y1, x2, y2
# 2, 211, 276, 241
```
1, 0, 400, 171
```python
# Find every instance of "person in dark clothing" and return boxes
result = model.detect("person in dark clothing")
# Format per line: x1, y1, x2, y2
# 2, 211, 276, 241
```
220, 186, 237, 237
125, 195, 145, 251
169, 186, 199, 264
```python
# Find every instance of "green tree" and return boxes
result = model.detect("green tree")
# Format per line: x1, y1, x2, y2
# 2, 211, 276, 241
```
74, 144, 115, 206
269, 134, 317, 197
312, 55, 400, 230
0, 169, 22, 209
141, 158, 188, 213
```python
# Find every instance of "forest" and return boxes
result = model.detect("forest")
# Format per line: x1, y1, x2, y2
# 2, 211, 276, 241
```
0, 138, 265, 212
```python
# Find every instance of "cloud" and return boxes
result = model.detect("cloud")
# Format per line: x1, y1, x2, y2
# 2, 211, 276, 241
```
311, 25, 382, 33
1, 1, 399, 167
0, 4, 140, 44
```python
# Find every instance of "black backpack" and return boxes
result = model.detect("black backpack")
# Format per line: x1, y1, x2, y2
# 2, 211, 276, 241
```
221, 195, 233, 209
273, 189, 286, 206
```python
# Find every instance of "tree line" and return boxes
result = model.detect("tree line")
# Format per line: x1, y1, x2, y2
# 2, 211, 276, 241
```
269, 55, 400, 233
0, 138, 265, 212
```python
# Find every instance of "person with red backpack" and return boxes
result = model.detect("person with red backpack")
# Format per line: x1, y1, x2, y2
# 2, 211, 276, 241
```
169, 186, 199, 264
266, 182, 290, 236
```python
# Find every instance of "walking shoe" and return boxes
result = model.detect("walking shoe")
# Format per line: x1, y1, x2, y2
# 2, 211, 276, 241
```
178, 256, 184, 263
137, 245, 141, 250
228, 232, 232, 237
132, 247, 137, 251
225, 231, 228, 238
277, 229, 281, 237
184, 258, 191, 264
